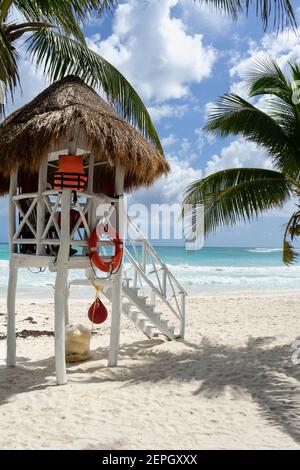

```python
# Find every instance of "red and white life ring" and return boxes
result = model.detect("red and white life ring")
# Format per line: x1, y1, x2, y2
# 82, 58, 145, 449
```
88, 224, 123, 273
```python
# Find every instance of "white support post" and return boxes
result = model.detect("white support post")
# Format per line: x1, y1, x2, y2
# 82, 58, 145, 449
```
8, 171, 17, 254
64, 284, 70, 326
7, 263, 18, 367
54, 189, 71, 385
7, 171, 18, 367
36, 159, 48, 255
108, 165, 125, 367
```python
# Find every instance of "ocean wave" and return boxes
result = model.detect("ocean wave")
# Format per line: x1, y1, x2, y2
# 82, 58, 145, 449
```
165, 263, 300, 274
247, 248, 283, 253
1, 260, 300, 293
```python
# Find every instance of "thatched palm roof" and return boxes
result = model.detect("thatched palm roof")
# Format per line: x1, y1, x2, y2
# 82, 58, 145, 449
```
0, 76, 169, 195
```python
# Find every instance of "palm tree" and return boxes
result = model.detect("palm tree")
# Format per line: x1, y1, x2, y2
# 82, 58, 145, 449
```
183, 59, 300, 264
0, 0, 162, 151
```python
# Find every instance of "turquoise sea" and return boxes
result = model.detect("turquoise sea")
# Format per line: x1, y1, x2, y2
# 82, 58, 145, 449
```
1, 243, 300, 296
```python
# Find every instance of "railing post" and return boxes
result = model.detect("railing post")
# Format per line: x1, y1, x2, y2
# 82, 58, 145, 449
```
163, 269, 167, 297
150, 289, 156, 307
142, 240, 147, 273
133, 269, 138, 288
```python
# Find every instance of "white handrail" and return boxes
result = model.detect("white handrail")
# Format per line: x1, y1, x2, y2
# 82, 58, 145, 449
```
125, 215, 187, 335
127, 215, 187, 295
124, 249, 183, 321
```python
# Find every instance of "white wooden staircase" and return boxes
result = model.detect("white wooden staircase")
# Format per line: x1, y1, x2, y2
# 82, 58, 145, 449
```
81, 215, 187, 341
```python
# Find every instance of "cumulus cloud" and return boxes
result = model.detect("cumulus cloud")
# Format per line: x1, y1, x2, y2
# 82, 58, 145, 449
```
5, 58, 49, 114
161, 134, 178, 147
87, 0, 216, 103
131, 154, 202, 206
148, 103, 188, 122
205, 139, 273, 175
229, 29, 300, 97
177, 0, 233, 35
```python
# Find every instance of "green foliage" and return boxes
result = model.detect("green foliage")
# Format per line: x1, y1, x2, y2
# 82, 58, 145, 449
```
184, 168, 292, 234
186, 60, 300, 264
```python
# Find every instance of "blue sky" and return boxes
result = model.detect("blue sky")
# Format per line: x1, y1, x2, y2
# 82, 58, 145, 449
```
1, 0, 300, 246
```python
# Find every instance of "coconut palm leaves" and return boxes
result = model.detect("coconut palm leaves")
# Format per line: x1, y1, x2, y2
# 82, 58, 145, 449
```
199, 1, 296, 30
184, 59, 300, 264
185, 168, 293, 233
0, 1, 162, 152
26, 29, 161, 150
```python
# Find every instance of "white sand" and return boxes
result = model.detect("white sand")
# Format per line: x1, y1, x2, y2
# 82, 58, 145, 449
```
0, 292, 300, 450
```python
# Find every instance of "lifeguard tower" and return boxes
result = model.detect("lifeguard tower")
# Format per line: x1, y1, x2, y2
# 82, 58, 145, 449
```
0, 77, 187, 385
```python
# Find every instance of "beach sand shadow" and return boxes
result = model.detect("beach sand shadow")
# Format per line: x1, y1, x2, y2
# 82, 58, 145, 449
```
0, 336, 300, 444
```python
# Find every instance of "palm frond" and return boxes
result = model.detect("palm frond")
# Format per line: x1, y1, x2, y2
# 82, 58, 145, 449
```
243, 58, 300, 155
245, 0, 296, 31
14, 0, 85, 43
196, 1, 241, 18
183, 168, 292, 234
283, 240, 297, 264
246, 56, 291, 100
0, 26, 20, 116
4, 21, 53, 41
283, 209, 300, 264
0, 0, 14, 22
14, 1, 116, 40
199, 0, 296, 30
204, 93, 300, 177
26, 29, 163, 153
68, 0, 117, 18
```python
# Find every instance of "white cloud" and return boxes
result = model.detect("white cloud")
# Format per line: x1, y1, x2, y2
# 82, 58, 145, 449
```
205, 139, 273, 175
87, 0, 216, 103
178, 0, 233, 35
131, 154, 202, 206
6, 58, 49, 114
161, 134, 178, 147
148, 103, 188, 122
194, 127, 215, 153
229, 29, 300, 97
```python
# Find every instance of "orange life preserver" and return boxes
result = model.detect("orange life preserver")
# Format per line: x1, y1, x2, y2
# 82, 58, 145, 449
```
54, 155, 87, 192
88, 224, 123, 273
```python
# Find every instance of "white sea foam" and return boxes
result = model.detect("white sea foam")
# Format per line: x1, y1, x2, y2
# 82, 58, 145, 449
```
247, 248, 283, 253
1, 260, 300, 294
